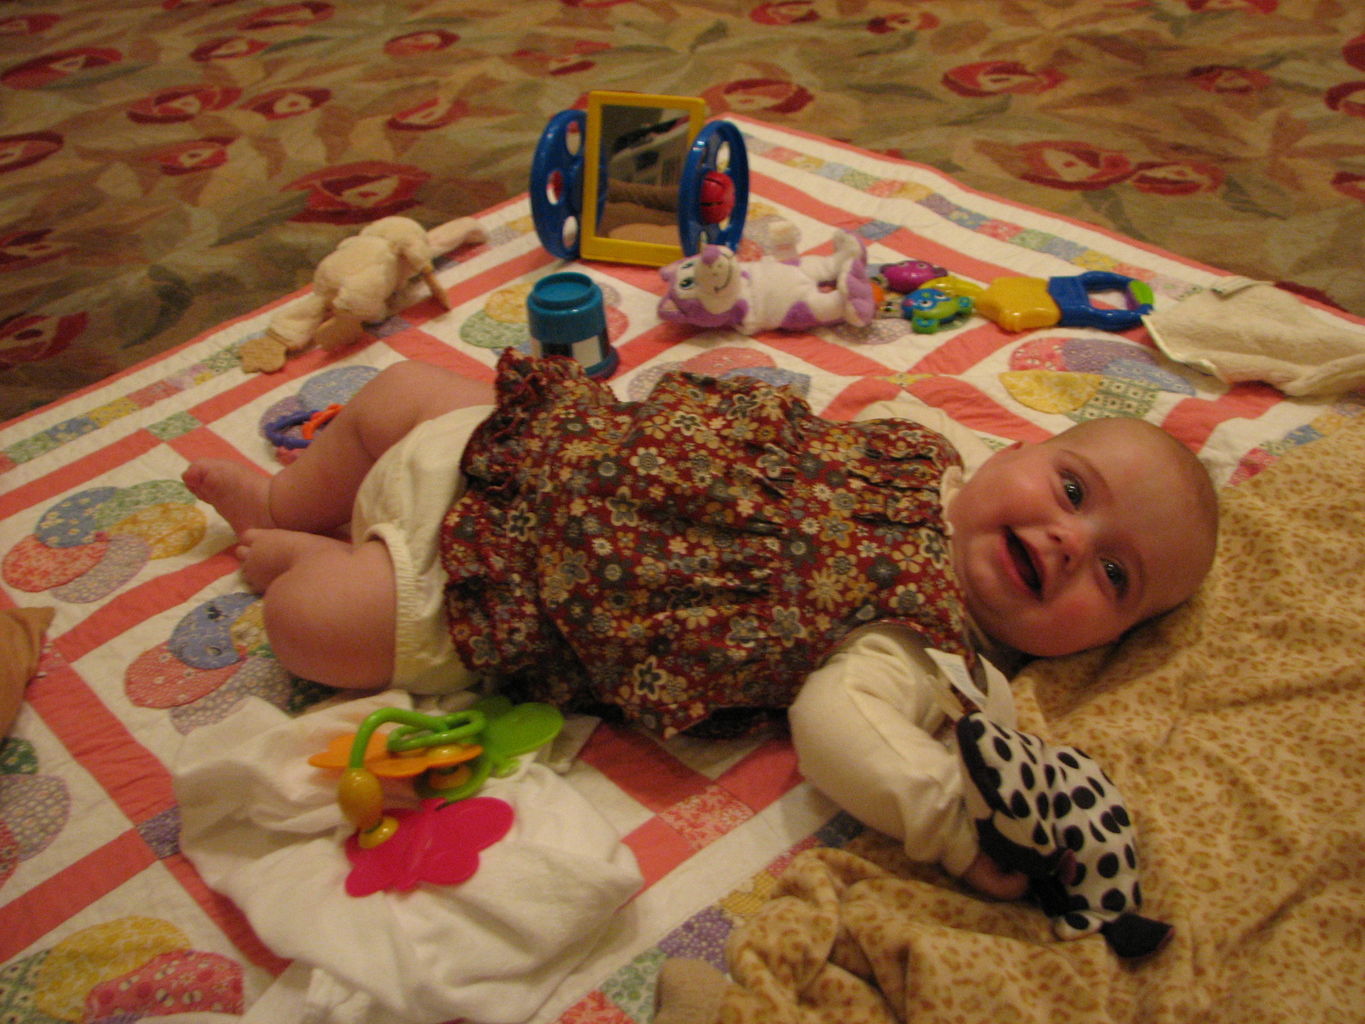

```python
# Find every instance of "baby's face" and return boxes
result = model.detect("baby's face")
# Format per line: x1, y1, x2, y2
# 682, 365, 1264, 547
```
945, 421, 1214, 657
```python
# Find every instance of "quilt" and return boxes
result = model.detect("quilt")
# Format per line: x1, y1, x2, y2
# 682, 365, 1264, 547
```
2, 118, 1363, 1024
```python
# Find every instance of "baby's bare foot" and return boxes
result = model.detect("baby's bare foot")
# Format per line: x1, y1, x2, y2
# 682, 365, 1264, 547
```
183, 459, 275, 538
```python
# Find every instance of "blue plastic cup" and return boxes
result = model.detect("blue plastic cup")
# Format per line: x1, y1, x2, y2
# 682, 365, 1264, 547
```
526, 271, 618, 380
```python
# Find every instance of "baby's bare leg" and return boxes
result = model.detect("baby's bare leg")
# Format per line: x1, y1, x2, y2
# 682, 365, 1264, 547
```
240, 528, 398, 689
267, 360, 492, 533
184, 360, 493, 538
184, 361, 492, 689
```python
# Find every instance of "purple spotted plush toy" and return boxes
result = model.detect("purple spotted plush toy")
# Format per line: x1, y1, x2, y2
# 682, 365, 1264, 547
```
956, 713, 1173, 958
657, 229, 876, 335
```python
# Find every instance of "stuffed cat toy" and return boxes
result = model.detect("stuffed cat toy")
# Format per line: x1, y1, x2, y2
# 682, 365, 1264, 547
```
657, 229, 876, 334
956, 713, 1173, 958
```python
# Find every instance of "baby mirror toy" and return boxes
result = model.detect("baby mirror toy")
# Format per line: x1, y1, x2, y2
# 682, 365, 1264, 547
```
531, 90, 749, 267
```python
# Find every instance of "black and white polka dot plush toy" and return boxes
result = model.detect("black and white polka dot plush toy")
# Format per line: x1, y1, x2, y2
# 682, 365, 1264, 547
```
955, 713, 1173, 957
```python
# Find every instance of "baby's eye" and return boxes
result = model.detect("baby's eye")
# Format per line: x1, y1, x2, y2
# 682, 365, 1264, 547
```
1061, 475, 1084, 507
1102, 559, 1128, 595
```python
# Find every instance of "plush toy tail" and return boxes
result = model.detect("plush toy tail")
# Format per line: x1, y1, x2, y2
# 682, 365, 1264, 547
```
1042, 871, 1174, 957
426, 216, 487, 255
1101, 913, 1175, 958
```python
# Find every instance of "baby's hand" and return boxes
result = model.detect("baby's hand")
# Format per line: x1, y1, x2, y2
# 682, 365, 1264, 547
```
961, 852, 1029, 901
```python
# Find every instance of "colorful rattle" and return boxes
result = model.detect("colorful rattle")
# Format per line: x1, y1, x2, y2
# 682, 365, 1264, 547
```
309, 696, 564, 848
877, 259, 948, 294
902, 285, 975, 334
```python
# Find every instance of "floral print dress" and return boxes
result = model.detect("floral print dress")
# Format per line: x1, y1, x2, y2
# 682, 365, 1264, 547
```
439, 350, 974, 736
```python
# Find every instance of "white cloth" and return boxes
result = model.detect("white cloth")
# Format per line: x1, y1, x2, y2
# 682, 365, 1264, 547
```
1144, 276, 1365, 396
351, 404, 494, 693
790, 398, 1014, 877
174, 693, 642, 1024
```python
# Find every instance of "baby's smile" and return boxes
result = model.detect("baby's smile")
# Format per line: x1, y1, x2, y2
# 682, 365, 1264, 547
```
1003, 529, 1042, 597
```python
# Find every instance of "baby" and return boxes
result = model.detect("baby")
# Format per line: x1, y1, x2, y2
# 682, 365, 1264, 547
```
185, 350, 1217, 897
789, 406, 1217, 897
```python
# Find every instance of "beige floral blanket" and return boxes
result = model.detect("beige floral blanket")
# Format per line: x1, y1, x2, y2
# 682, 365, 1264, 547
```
713, 415, 1365, 1024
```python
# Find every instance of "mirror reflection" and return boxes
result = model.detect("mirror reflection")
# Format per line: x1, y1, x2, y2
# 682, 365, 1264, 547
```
596, 105, 692, 245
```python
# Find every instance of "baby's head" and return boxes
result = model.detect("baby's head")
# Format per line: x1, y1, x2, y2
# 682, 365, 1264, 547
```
945, 417, 1218, 658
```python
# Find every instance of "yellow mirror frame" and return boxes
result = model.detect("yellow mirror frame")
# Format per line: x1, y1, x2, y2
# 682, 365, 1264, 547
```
579, 90, 707, 268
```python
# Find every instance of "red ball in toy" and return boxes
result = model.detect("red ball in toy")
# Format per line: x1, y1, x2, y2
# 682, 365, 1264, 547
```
699, 171, 736, 224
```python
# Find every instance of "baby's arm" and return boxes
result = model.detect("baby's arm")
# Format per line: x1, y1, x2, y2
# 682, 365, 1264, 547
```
789, 625, 979, 877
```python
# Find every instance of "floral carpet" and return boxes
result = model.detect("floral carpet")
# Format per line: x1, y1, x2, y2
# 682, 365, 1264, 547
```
2, 0, 1363, 421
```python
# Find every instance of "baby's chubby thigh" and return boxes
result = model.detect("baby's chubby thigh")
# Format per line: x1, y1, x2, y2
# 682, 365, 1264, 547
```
250, 529, 398, 690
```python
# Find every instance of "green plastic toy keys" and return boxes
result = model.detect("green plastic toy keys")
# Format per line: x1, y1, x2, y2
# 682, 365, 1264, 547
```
415, 696, 565, 802
311, 698, 565, 846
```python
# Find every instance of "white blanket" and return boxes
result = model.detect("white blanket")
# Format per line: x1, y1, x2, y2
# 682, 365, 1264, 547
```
1144, 276, 1365, 396
174, 693, 642, 1024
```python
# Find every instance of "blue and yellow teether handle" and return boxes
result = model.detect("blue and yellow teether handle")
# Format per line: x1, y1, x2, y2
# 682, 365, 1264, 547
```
1048, 271, 1154, 330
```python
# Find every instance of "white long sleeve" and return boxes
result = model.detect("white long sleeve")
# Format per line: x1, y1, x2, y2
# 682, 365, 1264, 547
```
789, 625, 980, 876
